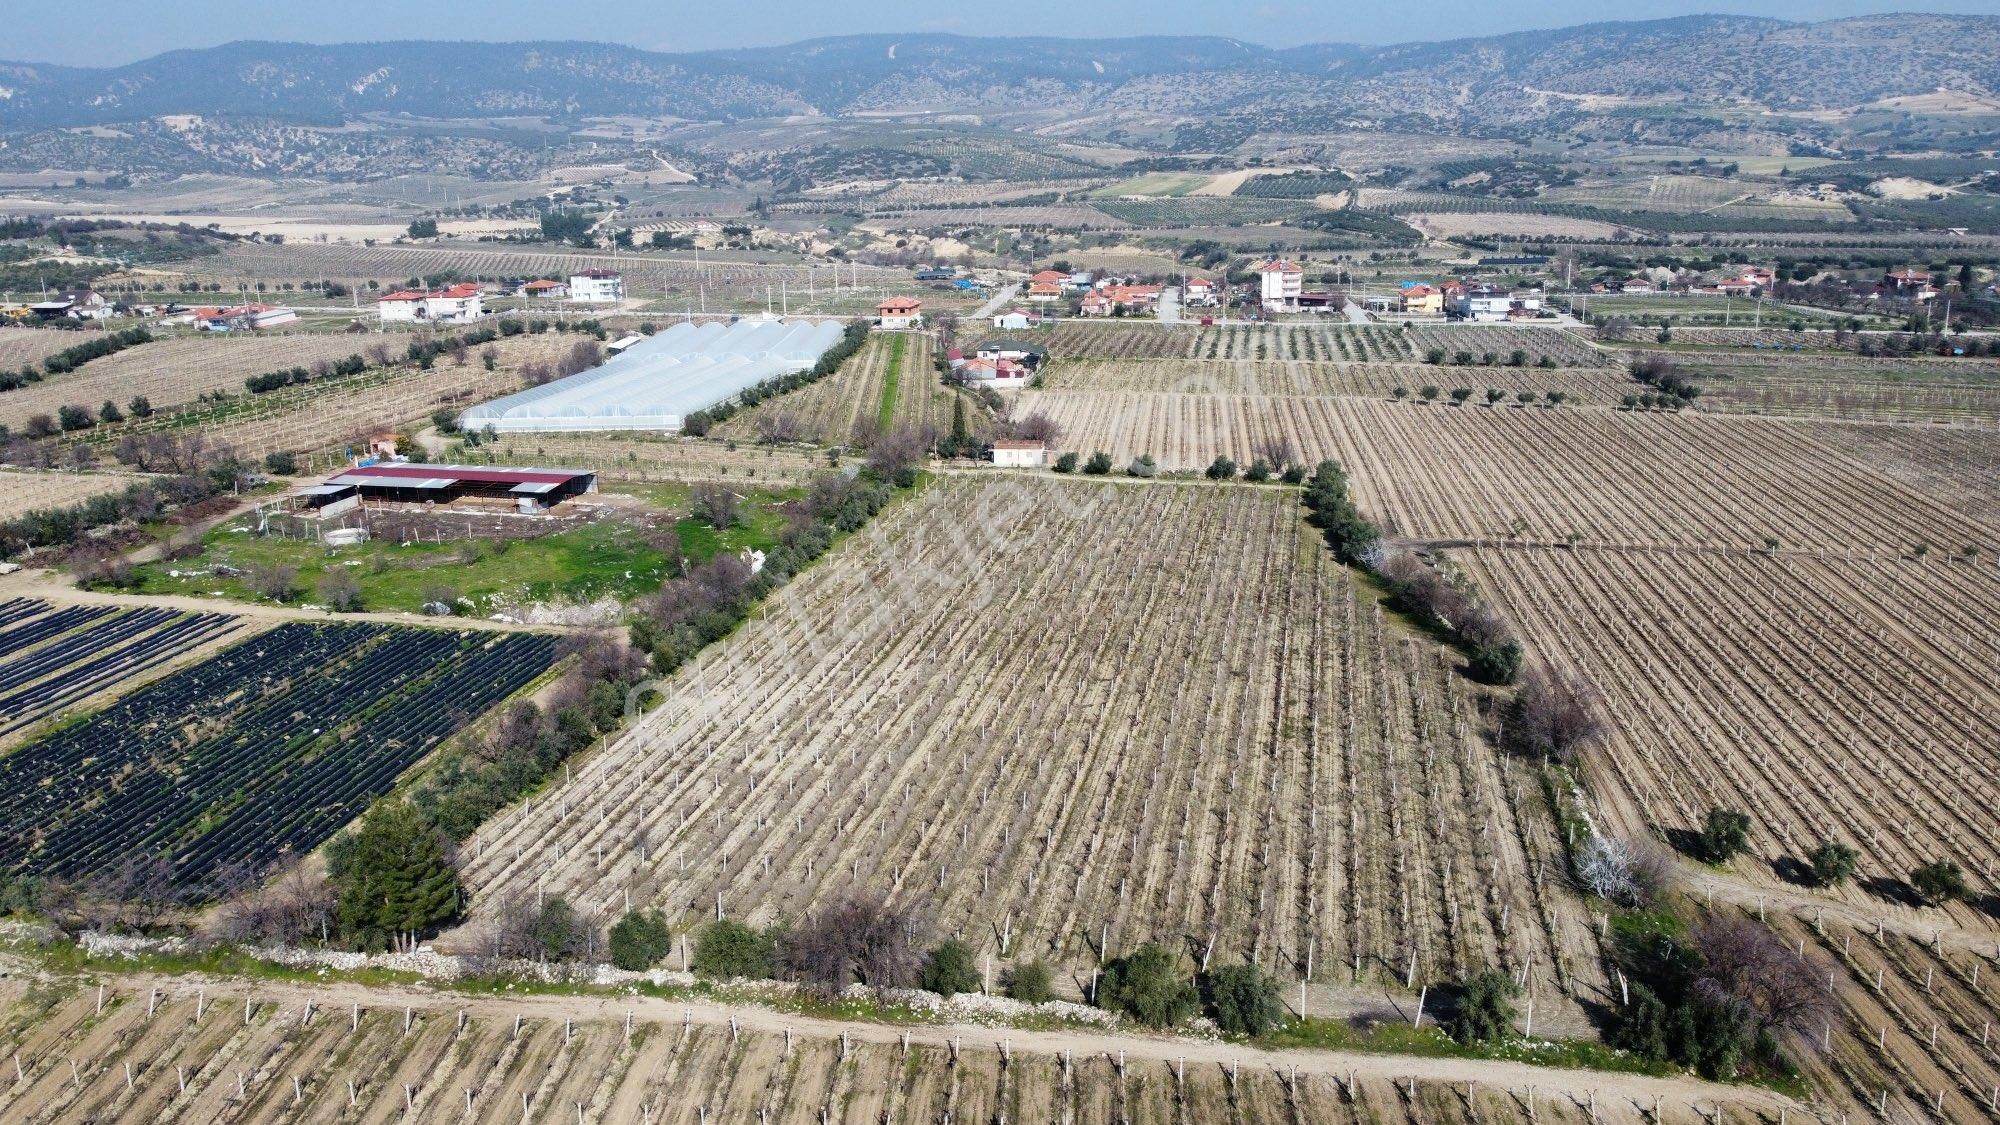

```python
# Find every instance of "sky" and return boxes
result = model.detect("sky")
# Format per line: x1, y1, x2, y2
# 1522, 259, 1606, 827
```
8, 0, 2000, 65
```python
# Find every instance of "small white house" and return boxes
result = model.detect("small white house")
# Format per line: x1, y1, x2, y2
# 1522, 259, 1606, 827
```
992, 308, 1042, 331
568, 269, 624, 305
519, 279, 568, 300
992, 439, 1047, 468
377, 283, 484, 324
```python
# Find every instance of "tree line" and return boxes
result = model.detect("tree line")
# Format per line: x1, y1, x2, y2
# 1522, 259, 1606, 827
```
0, 327, 152, 392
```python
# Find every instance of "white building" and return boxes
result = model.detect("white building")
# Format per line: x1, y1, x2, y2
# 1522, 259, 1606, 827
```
568, 269, 624, 305
1254, 259, 1304, 308
194, 303, 300, 331
377, 283, 485, 324
991, 439, 1047, 467
1182, 277, 1218, 307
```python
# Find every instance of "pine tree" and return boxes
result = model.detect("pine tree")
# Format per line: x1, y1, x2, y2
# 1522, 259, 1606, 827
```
332, 800, 461, 952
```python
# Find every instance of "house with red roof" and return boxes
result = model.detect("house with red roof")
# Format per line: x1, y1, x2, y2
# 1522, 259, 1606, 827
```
1254, 259, 1305, 308
877, 296, 924, 329
378, 283, 485, 324
1182, 276, 1218, 307
518, 278, 568, 299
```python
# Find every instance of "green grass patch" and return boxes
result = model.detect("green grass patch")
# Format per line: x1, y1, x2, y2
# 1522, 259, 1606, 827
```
1087, 172, 1212, 199
877, 332, 906, 432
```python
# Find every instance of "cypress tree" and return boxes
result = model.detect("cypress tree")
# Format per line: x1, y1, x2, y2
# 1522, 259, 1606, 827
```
332, 800, 461, 952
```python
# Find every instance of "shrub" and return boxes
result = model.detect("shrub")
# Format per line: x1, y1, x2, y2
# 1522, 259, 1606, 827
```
1052, 451, 1078, 474
316, 569, 364, 613
1244, 459, 1272, 482
1099, 943, 1197, 1027
1418, 385, 1440, 401
1449, 387, 1473, 405
1447, 970, 1518, 1045
98, 400, 123, 423
1697, 807, 1752, 863
1807, 841, 1858, 888
57, 405, 94, 432
1910, 859, 1969, 905
920, 938, 982, 998
692, 919, 777, 980
1280, 463, 1306, 484
1082, 451, 1113, 475
1466, 640, 1522, 686
263, 450, 298, 475
1204, 456, 1237, 480
1007, 960, 1055, 1004
1576, 835, 1675, 907
608, 909, 674, 971
682, 410, 713, 437
779, 894, 925, 995
1205, 962, 1283, 1036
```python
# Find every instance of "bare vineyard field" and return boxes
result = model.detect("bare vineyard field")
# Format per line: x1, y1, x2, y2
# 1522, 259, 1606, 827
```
1691, 354, 2000, 426
1462, 545, 2000, 930
715, 333, 970, 446
0, 328, 89, 372
165, 242, 975, 314
460, 478, 1606, 1011
482, 433, 827, 486
1020, 394, 1996, 554
0, 978, 1777, 1125
1041, 323, 1608, 367
0, 469, 136, 519
1405, 327, 1610, 368
1819, 422, 2000, 525
1038, 359, 1628, 405
0, 333, 394, 430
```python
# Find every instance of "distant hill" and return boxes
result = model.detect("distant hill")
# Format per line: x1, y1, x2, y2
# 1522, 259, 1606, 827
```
1, 15, 1997, 131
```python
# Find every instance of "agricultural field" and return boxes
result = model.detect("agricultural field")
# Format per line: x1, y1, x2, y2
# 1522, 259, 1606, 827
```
480, 433, 828, 486
0, 469, 136, 520
1461, 545, 2000, 930
1689, 353, 2000, 425
1040, 323, 1608, 368
1086, 172, 1213, 198
1090, 197, 1322, 227
459, 478, 1609, 1016
1577, 297, 1843, 331
0, 333, 395, 431
715, 333, 976, 446
1821, 422, 2000, 525
1404, 327, 1610, 368
0, 977, 1793, 1125
0, 327, 92, 372
0, 598, 241, 737
1036, 359, 1628, 406
0, 621, 556, 893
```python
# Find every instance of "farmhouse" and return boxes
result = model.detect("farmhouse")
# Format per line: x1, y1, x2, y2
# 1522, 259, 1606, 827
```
377, 283, 484, 324
957, 356, 1030, 388
193, 303, 300, 331
991, 439, 1047, 467
568, 269, 624, 304
300, 463, 598, 514
975, 339, 1046, 367
1398, 282, 1444, 316
1182, 276, 1218, 306
1884, 268, 1938, 300
519, 278, 568, 299
877, 296, 924, 329
1254, 259, 1304, 309
991, 308, 1046, 330
1026, 279, 1064, 303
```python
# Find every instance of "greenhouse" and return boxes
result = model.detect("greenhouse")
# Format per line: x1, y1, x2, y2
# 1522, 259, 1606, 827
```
458, 316, 845, 433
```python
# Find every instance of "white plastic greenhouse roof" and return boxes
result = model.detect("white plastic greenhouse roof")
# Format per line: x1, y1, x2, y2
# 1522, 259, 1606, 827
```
459, 316, 844, 433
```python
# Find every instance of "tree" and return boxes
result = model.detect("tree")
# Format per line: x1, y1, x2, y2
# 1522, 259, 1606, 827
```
920, 938, 982, 998
693, 919, 777, 980
1576, 835, 1675, 907
406, 219, 439, 239
1082, 451, 1113, 475
1419, 385, 1440, 402
128, 395, 153, 418
1466, 639, 1522, 686
1052, 451, 1079, 474
1205, 962, 1283, 1036
1205, 456, 1237, 480
525, 895, 594, 962
1910, 859, 1969, 906
780, 894, 926, 995
317, 569, 364, 613
1244, 460, 1272, 483
1100, 943, 1197, 1027
1506, 667, 1604, 764
57, 404, 94, 432
608, 909, 674, 971
1807, 841, 1858, 888
690, 483, 740, 529
247, 564, 301, 603
1698, 807, 1751, 863
98, 400, 123, 424
682, 411, 712, 437
329, 800, 460, 952
1448, 970, 1519, 1045
1691, 915, 1832, 1041
1450, 387, 1474, 405
1485, 387, 1505, 405
1007, 960, 1055, 1003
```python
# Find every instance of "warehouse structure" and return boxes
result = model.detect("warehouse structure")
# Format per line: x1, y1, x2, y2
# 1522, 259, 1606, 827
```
458, 316, 845, 433
297, 464, 597, 514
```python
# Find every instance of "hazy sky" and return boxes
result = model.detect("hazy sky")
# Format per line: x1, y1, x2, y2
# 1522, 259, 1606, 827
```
10, 0, 2000, 66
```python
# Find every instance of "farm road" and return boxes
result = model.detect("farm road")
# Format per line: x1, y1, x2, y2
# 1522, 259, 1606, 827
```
71, 971, 1807, 1118
971, 281, 1020, 321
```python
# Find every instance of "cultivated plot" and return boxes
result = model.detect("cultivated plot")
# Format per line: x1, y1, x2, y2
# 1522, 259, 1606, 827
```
460, 478, 1605, 1007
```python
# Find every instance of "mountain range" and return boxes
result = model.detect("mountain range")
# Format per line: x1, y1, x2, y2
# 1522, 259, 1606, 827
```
1, 14, 1998, 131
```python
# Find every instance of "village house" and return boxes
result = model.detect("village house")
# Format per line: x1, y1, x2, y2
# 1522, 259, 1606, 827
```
1253, 259, 1304, 309
991, 439, 1048, 468
975, 340, 1047, 368
1398, 282, 1444, 316
1181, 276, 1218, 307
1885, 268, 1937, 301
957, 356, 1030, 388
877, 296, 924, 329
193, 303, 300, 331
567, 268, 624, 304
519, 278, 568, 300
377, 282, 484, 324
991, 307, 1046, 331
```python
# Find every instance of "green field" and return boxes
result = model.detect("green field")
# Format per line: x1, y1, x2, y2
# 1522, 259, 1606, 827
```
1086, 172, 1212, 199
127, 488, 798, 615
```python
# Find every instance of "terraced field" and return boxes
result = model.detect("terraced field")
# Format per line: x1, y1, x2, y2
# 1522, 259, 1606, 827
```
1038, 359, 1628, 405
0, 469, 138, 520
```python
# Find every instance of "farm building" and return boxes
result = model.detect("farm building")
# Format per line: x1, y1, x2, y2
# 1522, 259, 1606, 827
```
191, 303, 300, 331
299, 463, 597, 513
877, 296, 924, 329
991, 439, 1047, 467
976, 340, 1047, 367
377, 283, 484, 324
458, 316, 844, 433
568, 269, 624, 304
958, 356, 1029, 388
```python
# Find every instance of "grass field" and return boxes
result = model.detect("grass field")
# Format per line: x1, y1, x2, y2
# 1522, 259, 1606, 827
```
1086, 172, 1212, 198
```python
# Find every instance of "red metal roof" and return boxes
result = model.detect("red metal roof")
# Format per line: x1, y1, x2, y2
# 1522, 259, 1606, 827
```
340, 463, 592, 486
